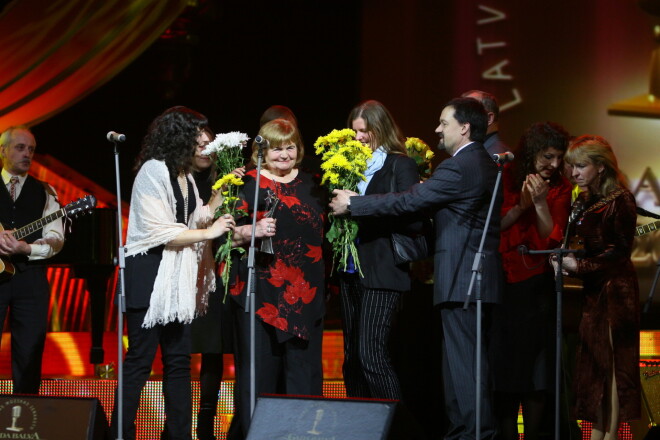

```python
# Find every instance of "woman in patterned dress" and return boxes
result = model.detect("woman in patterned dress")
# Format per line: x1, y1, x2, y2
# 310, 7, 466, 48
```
227, 118, 326, 439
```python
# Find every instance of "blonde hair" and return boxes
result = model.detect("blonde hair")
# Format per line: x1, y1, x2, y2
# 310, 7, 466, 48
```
250, 119, 304, 167
564, 134, 627, 196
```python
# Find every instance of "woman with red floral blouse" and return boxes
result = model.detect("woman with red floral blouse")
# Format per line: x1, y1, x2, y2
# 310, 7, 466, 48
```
227, 118, 326, 439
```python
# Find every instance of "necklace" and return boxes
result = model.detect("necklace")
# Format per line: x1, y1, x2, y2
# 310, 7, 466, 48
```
177, 173, 189, 224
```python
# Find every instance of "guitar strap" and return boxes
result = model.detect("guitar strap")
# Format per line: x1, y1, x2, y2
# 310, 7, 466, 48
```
577, 187, 626, 221
39, 180, 62, 207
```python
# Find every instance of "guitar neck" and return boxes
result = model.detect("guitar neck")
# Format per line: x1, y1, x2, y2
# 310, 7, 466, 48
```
636, 221, 660, 237
12, 208, 65, 241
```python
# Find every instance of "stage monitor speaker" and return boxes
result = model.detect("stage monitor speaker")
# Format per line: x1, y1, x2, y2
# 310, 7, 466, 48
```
0, 394, 109, 439
641, 361, 660, 425
246, 395, 423, 440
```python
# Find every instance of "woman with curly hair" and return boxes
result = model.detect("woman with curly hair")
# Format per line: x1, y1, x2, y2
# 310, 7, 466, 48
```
110, 106, 238, 440
554, 135, 640, 440
490, 122, 572, 440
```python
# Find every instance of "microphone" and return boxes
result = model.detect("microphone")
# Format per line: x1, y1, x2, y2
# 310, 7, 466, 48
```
106, 131, 126, 143
255, 135, 269, 149
492, 151, 514, 164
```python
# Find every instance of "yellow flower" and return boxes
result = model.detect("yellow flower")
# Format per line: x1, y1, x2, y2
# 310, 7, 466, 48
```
330, 154, 353, 171
212, 173, 244, 190
222, 196, 240, 206
425, 149, 435, 160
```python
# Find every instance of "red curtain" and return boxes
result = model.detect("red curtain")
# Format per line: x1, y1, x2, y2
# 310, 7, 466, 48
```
0, 0, 187, 131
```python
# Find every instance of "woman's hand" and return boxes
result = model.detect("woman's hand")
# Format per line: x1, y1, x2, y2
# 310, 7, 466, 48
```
208, 214, 235, 239
550, 252, 578, 276
525, 173, 550, 206
255, 218, 277, 238
561, 253, 578, 273
519, 180, 533, 210
232, 166, 246, 178
231, 218, 276, 246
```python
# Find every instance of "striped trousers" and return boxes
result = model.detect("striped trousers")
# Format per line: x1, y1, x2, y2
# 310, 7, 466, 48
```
339, 274, 402, 400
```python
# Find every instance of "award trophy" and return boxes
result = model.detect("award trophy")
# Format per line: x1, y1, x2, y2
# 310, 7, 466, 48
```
260, 191, 279, 255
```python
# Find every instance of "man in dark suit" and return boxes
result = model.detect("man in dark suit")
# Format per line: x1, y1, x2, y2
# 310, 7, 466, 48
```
461, 90, 508, 155
330, 97, 502, 439
0, 126, 64, 394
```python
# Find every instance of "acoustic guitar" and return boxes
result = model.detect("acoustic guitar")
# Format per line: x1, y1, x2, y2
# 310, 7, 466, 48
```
0, 194, 96, 281
561, 199, 585, 292
636, 220, 660, 237
561, 207, 657, 292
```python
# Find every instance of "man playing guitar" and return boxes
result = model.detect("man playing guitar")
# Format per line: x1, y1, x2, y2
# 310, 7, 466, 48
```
0, 126, 64, 394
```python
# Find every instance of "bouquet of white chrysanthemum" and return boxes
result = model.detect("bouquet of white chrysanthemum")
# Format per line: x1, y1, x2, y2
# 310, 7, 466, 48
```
202, 132, 250, 294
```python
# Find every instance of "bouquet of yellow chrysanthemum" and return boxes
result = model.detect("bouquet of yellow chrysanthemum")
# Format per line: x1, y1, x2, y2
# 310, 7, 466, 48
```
314, 128, 372, 276
405, 137, 435, 180
202, 132, 250, 293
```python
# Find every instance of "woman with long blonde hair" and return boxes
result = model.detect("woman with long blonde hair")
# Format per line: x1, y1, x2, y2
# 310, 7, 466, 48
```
553, 135, 640, 440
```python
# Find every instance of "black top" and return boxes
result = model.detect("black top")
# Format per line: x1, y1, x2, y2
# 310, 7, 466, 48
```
124, 176, 195, 310
229, 168, 326, 342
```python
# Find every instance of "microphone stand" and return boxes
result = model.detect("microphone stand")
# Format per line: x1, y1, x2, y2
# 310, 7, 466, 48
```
461, 161, 503, 440
522, 246, 581, 440
109, 136, 127, 440
245, 142, 266, 420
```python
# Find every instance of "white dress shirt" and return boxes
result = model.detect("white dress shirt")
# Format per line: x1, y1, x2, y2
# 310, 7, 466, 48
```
2, 169, 64, 260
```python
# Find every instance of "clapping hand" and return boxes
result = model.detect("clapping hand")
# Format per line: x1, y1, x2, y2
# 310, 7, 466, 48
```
524, 174, 549, 205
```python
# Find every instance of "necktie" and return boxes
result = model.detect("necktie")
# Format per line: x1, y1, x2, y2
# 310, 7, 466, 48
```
9, 176, 18, 201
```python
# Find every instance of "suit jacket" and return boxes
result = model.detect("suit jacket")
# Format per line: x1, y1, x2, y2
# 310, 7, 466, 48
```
484, 131, 508, 155
354, 153, 420, 292
351, 143, 503, 304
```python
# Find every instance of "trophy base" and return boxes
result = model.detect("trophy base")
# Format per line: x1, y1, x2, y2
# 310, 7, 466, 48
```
608, 93, 660, 118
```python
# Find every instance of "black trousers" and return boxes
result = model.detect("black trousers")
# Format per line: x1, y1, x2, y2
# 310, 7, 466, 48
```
227, 300, 323, 440
440, 303, 497, 440
0, 265, 49, 394
111, 309, 192, 440
339, 274, 402, 400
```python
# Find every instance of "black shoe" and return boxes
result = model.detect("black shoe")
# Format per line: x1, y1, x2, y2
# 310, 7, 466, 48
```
196, 408, 217, 440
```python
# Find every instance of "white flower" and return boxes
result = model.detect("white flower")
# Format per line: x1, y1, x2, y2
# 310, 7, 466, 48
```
202, 131, 250, 155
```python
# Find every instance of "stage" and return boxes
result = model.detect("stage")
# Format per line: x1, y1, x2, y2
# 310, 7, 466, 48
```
0, 331, 653, 439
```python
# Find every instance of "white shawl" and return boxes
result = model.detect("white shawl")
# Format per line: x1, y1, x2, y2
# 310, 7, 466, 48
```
125, 159, 216, 328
